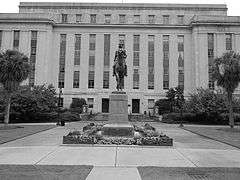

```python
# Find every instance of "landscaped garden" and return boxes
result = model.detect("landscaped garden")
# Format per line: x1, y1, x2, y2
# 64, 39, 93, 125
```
63, 123, 173, 146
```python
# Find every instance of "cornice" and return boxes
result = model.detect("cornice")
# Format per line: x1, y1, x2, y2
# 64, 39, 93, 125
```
53, 23, 190, 29
0, 18, 54, 25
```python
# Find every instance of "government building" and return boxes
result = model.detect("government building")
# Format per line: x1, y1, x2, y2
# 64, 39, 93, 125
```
0, 2, 240, 113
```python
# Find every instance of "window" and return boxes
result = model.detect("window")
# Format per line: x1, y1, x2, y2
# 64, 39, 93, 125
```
89, 34, 96, 50
119, 14, 126, 24
58, 34, 66, 88
74, 34, 81, 65
134, 15, 140, 24
148, 35, 154, 89
29, 31, 37, 87
133, 69, 139, 89
148, 15, 155, 24
178, 35, 184, 89
208, 33, 214, 90
76, 14, 82, 23
133, 35, 140, 66
119, 34, 125, 48
104, 34, 110, 67
13, 30, 20, 50
103, 71, 109, 89
87, 98, 94, 108
0, 31, 2, 49
177, 15, 184, 24
62, 14, 68, 23
88, 71, 94, 88
105, 14, 111, 24
90, 14, 96, 23
163, 35, 169, 90
73, 71, 80, 88
89, 55, 95, 66
226, 34, 232, 50
163, 15, 170, 24
148, 99, 155, 109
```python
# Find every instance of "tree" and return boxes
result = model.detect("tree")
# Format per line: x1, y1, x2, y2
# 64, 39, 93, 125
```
0, 50, 30, 124
213, 51, 240, 128
70, 98, 86, 114
10, 84, 58, 121
166, 88, 176, 112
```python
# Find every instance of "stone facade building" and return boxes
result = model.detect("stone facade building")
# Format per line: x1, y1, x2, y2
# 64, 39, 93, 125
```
0, 2, 240, 113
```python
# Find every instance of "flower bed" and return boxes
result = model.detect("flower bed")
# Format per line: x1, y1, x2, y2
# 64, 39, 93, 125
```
63, 123, 173, 146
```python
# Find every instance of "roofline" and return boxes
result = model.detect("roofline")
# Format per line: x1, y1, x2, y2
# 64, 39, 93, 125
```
19, 2, 227, 11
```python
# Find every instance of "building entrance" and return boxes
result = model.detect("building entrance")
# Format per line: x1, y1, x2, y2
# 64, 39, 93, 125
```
102, 98, 109, 113
132, 99, 140, 113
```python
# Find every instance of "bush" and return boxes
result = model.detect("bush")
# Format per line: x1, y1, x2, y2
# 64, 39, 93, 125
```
155, 99, 171, 114
59, 111, 80, 122
184, 88, 227, 115
70, 98, 86, 114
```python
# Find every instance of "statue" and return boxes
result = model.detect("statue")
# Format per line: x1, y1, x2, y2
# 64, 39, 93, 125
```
113, 44, 127, 91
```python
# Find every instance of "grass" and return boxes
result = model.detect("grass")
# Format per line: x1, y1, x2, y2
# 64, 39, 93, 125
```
182, 125, 240, 149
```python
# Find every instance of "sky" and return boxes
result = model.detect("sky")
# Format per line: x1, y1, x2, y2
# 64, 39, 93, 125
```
0, 0, 240, 16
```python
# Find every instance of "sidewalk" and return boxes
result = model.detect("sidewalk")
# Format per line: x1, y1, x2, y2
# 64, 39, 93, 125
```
0, 122, 239, 179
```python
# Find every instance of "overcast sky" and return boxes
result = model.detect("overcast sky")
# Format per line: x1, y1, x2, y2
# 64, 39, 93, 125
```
0, 0, 239, 16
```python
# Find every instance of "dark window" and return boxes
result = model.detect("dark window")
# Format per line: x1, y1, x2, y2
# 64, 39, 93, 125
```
148, 35, 154, 89
133, 35, 140, 66
103, 71, 109, 89
62, 14, 68, 23
177, 15, 184, 24
76, 14, 82, 23
163, 15, 170, 24
87, 98, 94, 108
88, 71, 94, 88
73, 71, 80, 88
90, 14, 96, 23
58, 97, 64, 107
58, 34, 66, 88
29, 31, 38, 87
208, 33, 214, 90
148, 15, 155, 24
74, 34, 81, 65
119, 14, 126, 24
13, 30, 20, 50
89, 34, 96, 50
163, 35, 169, 90
105, 14, 111, 24
104, 34, 110, 67
133, 69, 139, 89
226, 34, 232, 50
134, 15, 140, 24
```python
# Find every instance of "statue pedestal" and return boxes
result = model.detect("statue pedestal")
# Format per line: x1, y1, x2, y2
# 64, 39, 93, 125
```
102, 91, 134, 137
109, 91, 128, 123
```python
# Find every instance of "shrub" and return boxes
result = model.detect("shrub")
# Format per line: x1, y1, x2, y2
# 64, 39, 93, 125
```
59, 111, 80, 122
155, 99, 171, 114
185, 88, 227, 115
70, 98, 86, 114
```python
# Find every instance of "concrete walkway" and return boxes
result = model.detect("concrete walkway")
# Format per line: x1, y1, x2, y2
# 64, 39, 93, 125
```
0, 122, 239, 179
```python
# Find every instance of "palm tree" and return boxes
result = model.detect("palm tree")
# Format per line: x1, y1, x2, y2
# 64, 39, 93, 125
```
213, 51, 240, 128
0, 50, 30, 124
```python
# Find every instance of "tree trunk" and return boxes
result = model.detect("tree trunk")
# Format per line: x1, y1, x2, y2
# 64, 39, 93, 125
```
228, 92, 234, 128
4, 94, 11, 124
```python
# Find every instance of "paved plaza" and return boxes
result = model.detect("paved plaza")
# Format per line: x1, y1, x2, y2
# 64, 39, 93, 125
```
0, 122, 240, 179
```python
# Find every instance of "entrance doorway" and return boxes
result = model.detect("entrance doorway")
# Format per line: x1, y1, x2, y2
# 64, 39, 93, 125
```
132, 99, 140, 113
102, 98, 109, 113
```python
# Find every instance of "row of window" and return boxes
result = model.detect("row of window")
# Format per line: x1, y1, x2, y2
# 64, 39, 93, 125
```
208, 33, 233, 90
61, 13, 185, 25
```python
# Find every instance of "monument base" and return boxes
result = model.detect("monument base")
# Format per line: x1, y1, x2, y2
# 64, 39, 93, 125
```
109, 91, 128, 123
102, 123, 134, 137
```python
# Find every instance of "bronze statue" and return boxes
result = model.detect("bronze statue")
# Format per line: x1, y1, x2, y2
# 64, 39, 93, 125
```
113, 44, 127, 91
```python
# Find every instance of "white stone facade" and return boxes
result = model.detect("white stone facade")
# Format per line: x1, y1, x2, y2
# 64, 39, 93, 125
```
0, 2, 240, 113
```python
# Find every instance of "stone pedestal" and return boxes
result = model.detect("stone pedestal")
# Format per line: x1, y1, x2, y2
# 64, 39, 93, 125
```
109, 91, 128, 123
102, 91, 134, 137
